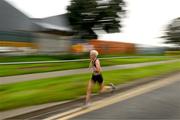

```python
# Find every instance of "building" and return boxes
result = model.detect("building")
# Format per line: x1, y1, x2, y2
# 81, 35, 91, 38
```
32, 14, 74, 54
0, 0, 74, 55
89, 39, 135, 54
71, 39, 136, 54
0, 0, 37, 54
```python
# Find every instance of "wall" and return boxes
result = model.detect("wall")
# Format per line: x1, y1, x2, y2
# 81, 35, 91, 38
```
89, 39, 136, 54
36, 33, 72, 54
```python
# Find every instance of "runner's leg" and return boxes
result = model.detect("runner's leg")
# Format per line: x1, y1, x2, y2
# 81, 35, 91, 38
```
85, 80, 94, 104
99, 82, 112, 93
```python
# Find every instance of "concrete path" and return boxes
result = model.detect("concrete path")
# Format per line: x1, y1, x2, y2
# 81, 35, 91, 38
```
0, 59, 179, 85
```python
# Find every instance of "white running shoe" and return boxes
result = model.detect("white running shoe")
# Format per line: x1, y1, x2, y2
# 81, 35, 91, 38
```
83, 102, 91, 109
109, 83, 116, 92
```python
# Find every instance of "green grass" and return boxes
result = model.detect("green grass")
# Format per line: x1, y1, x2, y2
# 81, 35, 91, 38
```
0, 61, 180, 111
0, 53, 165, 63
0, 56, 174, 77
0, 54, 88, 63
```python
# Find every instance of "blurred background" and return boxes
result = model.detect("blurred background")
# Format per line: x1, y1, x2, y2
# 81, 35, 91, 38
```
0, 0, 179, 57
0, 0, 180, 118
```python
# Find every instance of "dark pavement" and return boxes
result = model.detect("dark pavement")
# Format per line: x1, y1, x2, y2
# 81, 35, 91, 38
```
72, 78, 180, 120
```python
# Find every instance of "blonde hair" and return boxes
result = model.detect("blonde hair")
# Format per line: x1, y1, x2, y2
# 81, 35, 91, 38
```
89, 50, 99, 68
90, 50, 99, 57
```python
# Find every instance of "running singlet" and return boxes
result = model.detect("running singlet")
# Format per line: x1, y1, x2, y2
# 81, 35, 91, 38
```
92, 58, 100, 75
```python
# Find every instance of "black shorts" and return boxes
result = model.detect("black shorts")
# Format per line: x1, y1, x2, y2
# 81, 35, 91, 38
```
91, 74, 103, 84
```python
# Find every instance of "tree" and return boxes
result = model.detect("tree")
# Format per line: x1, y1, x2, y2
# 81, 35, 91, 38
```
67, 0, 126, 39
162, 17, 180, 47
97, 0, 126, 33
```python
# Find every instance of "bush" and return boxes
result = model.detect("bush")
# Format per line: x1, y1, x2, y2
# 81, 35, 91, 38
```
165, 51, 180, 56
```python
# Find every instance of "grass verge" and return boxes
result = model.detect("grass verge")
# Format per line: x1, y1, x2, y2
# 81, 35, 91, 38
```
0, 61, 180, 111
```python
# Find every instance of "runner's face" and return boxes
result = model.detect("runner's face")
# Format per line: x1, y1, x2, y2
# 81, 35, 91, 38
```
90, 54, 95, 60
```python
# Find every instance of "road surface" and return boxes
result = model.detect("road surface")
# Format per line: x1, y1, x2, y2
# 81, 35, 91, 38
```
71, 73, 180, 120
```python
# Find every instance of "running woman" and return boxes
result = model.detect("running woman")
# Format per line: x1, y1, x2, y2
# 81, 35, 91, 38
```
85, 50, 116, 106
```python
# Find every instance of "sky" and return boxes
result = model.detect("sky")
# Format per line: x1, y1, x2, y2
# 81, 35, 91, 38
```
5, 0, 180, 47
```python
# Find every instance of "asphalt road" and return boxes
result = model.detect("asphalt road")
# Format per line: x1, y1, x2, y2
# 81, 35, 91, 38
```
72, 74, 180, 120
